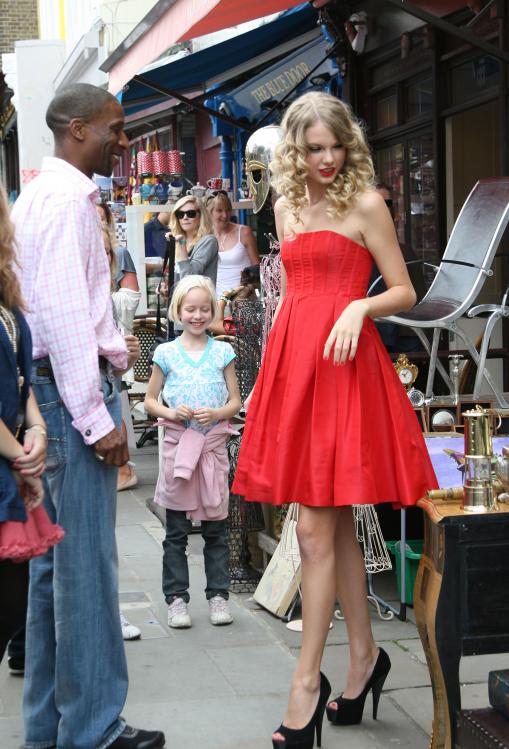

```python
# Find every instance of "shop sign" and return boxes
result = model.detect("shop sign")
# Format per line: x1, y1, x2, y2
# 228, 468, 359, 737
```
225, 36, 334, 122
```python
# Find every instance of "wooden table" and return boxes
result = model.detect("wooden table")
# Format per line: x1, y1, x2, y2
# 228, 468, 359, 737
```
414, 497, 509, 749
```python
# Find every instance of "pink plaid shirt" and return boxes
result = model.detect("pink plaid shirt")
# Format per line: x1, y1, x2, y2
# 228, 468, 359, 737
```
12, 157, 128, 445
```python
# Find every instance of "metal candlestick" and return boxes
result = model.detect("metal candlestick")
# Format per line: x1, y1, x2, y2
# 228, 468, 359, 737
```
448, 354, 464, 406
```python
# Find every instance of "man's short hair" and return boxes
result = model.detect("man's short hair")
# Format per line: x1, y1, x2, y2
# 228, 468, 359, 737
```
46, 83, 118, 142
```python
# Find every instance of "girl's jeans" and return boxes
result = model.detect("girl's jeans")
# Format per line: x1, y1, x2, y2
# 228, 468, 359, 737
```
23, 360, 127, 749
163, 509, 230, 603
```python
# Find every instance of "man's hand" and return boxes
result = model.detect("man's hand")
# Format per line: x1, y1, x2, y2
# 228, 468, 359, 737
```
113, 335, 140, 376
124, 334, 140, 370
93, 426, 128, 466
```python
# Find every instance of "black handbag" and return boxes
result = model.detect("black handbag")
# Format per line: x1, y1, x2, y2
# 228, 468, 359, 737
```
148, 236, 175, 365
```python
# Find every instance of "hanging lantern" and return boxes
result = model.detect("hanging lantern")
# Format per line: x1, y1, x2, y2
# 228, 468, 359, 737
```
137, 150, 154, 176
164, 150, 184, 175
152, 150, 166, 175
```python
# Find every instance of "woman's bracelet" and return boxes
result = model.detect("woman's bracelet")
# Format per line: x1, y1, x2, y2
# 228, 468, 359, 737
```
25, 424, 47, 437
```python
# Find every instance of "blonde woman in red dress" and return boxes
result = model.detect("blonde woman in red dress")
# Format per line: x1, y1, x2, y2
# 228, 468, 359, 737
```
232, 91, 438, 749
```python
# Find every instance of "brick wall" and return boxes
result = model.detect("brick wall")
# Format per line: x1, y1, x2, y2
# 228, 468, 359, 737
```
0, 0, 39, 54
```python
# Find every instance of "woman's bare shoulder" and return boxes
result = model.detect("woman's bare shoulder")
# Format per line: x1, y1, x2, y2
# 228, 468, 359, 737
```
355, 188, 385, 217
274, 196, 290, 216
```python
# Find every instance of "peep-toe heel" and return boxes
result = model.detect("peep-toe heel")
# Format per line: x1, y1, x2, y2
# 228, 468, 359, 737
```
272, 672, 331, 749
326, 647, 391, 726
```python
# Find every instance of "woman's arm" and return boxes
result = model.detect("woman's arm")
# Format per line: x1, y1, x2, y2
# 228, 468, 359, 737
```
269, 198, 288, 326
360, 191, 416, 317
116, 247, 140, 292
194, 360, 241, 427
144, 363, 194, 422
240, 225, 260, 265
207, 298, 228, 336
176, 235, 218, 277
324, 191, 416, 365
119, 272, 139, 291
14, 389, 47, 476
0, 419, 28, 462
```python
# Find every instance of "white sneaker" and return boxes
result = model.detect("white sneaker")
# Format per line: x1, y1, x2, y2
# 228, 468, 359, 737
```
208, 595, 233, 626
167, 597, 192, 628
120, 611, 141, 640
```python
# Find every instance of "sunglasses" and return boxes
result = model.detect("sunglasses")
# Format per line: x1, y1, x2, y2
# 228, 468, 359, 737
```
176, 209, 199, 219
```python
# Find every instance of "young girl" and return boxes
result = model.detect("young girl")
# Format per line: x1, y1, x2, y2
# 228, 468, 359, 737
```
232, 92, 438, 749
0, 184, 64, 662
145, 275, 241, 628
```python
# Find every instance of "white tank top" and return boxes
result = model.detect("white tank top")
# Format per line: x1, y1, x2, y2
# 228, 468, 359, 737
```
216, 226, 251, 296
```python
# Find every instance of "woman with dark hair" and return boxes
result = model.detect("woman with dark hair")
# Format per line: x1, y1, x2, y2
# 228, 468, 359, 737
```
0, 185, 63, 663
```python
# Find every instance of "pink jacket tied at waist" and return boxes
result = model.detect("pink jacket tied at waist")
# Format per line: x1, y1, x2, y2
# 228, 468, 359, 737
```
154, 420, 239, 521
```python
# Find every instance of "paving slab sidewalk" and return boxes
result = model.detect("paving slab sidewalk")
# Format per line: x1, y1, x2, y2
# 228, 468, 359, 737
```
0, 444, 503, 749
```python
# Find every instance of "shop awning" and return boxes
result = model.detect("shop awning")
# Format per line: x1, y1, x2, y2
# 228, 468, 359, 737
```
104, 0, 304, 95
120, 5, 318, 117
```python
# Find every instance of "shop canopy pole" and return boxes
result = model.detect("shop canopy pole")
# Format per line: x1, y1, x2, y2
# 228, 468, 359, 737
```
132, 74, 255, 132
380, 0, 509, 64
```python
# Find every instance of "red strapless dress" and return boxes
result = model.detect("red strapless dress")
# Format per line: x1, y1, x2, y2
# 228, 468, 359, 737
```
232, 230, 438, 508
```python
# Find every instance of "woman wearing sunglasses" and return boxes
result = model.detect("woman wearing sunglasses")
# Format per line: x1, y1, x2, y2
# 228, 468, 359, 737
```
206, 191, 259, 297
167, 196, 218, 287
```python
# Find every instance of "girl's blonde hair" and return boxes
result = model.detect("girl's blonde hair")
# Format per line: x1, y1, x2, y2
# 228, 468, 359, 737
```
0, 185, 25, 311
96, 201, 118, 249
168, 274, 219, 323
101, 226, 117, 291
271, 92, 374, 227
169, 196, 213, 252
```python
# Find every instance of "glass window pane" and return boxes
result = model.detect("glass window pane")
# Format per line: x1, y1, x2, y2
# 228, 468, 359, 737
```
375, 143, 405, 245
406, 77, 432, 120
449, 55, 499, 106
409, 134, 438, 285
376, 93, 398, 130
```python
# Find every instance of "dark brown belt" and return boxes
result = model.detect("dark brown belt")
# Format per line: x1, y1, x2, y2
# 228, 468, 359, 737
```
35, 356, 109, 379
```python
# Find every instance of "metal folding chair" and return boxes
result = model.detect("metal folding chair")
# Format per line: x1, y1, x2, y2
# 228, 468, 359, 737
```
130, 316, 166, 447
379, 178, 509, 407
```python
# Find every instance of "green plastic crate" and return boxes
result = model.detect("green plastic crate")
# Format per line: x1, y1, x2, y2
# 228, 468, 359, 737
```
385, 539, 424, 606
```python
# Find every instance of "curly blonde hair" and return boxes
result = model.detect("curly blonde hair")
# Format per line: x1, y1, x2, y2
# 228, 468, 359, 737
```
271, 92, 374, 228
169, 196, 213, 252
0, 185, 25, 311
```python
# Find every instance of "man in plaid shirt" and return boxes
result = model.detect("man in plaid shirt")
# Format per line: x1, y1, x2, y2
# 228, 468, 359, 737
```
13, 83, 165, 749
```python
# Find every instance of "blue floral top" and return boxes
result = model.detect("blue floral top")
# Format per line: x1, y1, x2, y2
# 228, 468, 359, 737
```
153, 337, 236, 433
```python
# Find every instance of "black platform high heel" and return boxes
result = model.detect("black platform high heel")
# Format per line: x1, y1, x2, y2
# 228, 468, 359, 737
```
326, 648, 391, 726
272, 672, 331, 749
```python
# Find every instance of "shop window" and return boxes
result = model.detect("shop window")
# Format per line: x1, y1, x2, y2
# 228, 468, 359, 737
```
376, 132, 438, 293
405, 76, 432, 120
449, 55, 499, 106
409, 134, 437, 280
375, 92, 398, 130
375, 142, 405, 246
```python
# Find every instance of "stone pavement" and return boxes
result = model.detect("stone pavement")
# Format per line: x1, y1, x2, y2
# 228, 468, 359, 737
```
0, 443, 504, 748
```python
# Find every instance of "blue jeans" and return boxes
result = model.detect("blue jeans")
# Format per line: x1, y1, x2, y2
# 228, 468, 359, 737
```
24, 360, 128, 749
162, 509, 229, 603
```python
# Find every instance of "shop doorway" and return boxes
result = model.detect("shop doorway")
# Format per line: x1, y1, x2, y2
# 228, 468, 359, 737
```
445, 100, 505, 390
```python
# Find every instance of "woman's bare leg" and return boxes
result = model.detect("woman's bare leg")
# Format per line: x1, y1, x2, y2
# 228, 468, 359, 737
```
330, 506, 378, 703
273, 506, 337, 738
